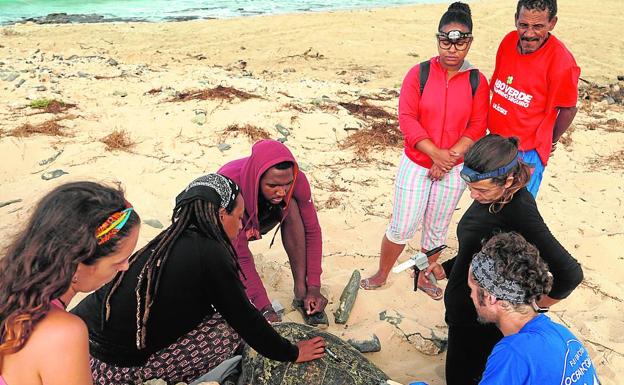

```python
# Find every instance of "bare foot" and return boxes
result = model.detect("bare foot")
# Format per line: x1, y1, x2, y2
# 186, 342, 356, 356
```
360, 273, 387, 290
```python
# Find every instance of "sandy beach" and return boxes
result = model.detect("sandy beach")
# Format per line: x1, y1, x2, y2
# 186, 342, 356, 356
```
1, 0, 623, 384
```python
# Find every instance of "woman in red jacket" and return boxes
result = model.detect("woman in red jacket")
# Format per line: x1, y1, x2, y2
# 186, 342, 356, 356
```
361, 2, 488, 294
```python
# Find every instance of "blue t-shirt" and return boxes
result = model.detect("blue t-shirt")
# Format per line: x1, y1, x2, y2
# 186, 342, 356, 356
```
480, 314, 600, 385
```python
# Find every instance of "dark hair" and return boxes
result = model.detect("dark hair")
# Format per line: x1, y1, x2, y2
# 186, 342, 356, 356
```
272, 160, 294, 170
0, 181, 139, 361
438, 2, 473, 32
464, 134, 532, 212
516, 0, 557, 21
480, 232, 553, 305
103, 188, 242, 349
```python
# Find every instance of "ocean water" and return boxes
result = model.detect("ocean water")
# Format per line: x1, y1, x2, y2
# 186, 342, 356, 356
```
0, 0, 438, 25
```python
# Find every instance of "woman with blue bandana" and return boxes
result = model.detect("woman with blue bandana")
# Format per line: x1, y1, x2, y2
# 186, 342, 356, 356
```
421, 134, 584, 385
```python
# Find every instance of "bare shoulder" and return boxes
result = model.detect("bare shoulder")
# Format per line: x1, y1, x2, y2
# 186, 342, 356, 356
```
29, 308, 88, 349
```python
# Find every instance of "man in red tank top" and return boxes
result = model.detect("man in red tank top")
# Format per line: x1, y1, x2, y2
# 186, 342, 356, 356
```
488, 0, 580, 197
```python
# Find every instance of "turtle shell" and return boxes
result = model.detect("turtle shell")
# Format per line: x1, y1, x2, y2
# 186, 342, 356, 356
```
239, 322, 389, 385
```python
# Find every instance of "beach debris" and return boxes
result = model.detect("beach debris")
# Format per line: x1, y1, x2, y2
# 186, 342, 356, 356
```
277, 137, 287, 143
379, 310, 403, 325
347, 334, 382, 353
587, 149, 624, 171
380, 310, 447, 355
0, 199, 22, 209
219, 124, 270, 143
167, 86, 260, 103
275, 123, 290, 137
39, 149, 64, 166
100, 129, 135, 152
15, 78, 25, 88
113, 90, 128, 97
28, 99, 76, 114
192, 110, 207, 126
143, 219, 164, 229
334, 270, 361, 324
218, 143, 232, 152
240, 322, 389, 385
579, 78, 624, 105
281, 47, 326, 61
341, 120, 402, 158
41, 169, 68, 181
145, 87, 162, 95
10, 117, 71, 137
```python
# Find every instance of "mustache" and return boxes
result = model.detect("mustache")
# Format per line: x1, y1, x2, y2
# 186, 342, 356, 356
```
521, 37, 540, 42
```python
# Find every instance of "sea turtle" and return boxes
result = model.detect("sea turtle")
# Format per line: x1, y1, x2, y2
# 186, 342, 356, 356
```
238, 322, 390, 385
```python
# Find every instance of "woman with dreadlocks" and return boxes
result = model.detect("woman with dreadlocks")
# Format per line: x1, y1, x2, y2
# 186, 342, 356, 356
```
72, 173, 325, 384
0, 181, 140, 385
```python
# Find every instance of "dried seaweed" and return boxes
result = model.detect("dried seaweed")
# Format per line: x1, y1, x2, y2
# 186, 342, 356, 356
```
167, 86, 260, 102
220, 124, 271, 143
100, 130, 135, 151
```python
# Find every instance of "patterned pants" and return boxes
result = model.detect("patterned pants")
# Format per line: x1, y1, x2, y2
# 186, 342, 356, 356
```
386, 153, 466, 250
90, 313, 241, 385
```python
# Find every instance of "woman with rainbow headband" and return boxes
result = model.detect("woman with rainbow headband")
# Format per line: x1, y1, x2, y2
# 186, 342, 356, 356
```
0, 181, 140, 385
420, 134, 583, 385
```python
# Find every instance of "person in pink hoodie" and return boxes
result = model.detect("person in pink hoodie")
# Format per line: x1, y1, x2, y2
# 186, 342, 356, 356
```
219, 140, 327, 323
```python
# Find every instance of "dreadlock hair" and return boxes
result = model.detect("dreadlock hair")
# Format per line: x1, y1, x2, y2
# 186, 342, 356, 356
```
439, 2, 473, 32
516, 0, 557, 21
103, 195, 241, 349
0, 181, 139, 368
464, 134, 532, 213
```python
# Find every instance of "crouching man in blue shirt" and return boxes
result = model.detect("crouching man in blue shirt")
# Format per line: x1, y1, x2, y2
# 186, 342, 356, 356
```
467, 232, 600, 385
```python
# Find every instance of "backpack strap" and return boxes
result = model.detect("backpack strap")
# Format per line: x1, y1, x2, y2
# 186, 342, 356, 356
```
418, 60, 431, 96
469, 68, 480, 97
419, 60, 480, 97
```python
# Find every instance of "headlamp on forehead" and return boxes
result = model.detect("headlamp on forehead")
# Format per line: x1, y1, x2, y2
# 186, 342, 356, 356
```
460, 156, 519, 183
436, 30, 472, 42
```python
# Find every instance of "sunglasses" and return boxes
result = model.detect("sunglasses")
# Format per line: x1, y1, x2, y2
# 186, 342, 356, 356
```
460, 157, 519, 183
436, 30, 473, 51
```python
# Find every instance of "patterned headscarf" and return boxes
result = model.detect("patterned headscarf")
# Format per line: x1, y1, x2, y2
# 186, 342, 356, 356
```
470, 251, 526, 304
175, 173, 240, 212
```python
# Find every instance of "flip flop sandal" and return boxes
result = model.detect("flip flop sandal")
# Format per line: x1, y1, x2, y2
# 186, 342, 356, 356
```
292, 299, 329, 327
417, 283, 444, 301
359, 278, 385, 290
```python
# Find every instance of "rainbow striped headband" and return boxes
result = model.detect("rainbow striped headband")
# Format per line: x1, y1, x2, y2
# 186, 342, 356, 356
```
96, 207, 133, 245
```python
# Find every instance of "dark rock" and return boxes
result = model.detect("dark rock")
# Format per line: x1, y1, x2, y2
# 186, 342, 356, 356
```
15, 79, 25, 88
275, 123, 290, 137
163, 16, 200, 22
107, 58, 119, 66
334, 270, 361, 324
618, 75, 624, 81
277, 137, 287, 143
143, 219, 164, 229
347, 334, 381, 353
39, 150, 63, 166
41, 169, 68, 180
15, 13, 147, 25
218, 143, 231, 152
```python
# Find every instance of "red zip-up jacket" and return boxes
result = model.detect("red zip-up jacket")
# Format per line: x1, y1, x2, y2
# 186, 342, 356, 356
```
399, 57, 489, 168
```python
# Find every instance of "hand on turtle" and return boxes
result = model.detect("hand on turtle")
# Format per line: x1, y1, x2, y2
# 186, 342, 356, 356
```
296, 336, 326, 362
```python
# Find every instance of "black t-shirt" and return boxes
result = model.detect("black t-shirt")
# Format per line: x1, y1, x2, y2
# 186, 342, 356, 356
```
442, 188, 583, 326
72, 228, 298, 366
